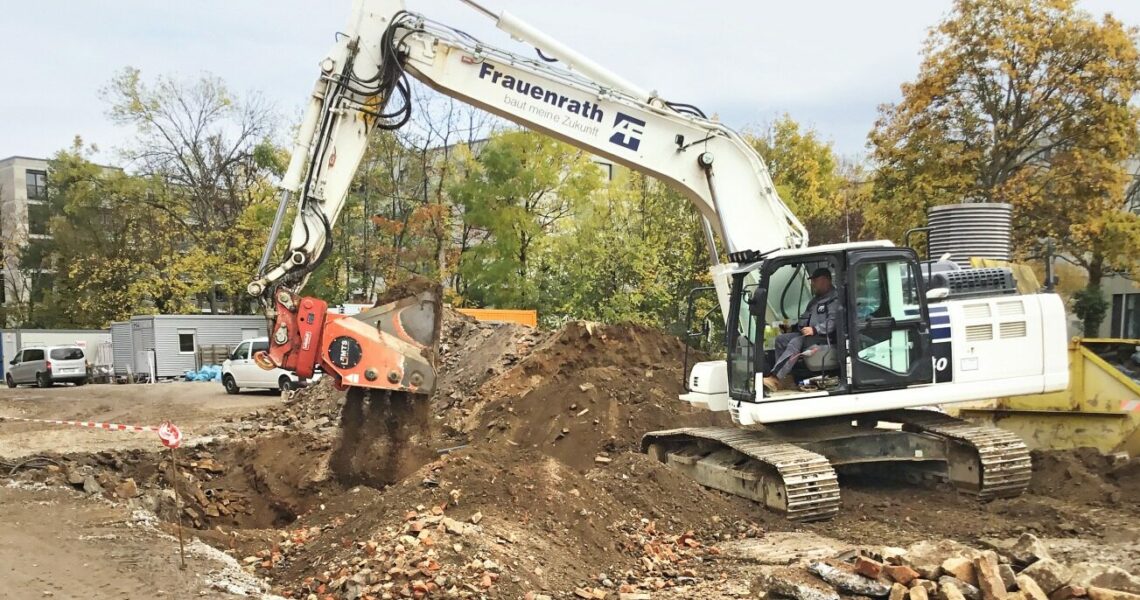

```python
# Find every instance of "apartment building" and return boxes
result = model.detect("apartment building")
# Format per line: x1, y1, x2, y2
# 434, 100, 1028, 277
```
0, 156, 54, 310
1101, 169, 1140, 338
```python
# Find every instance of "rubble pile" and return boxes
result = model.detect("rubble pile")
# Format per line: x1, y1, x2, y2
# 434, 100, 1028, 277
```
434, 309, 545, 415
765, 535, 1140, 600
251, 500, 514, 599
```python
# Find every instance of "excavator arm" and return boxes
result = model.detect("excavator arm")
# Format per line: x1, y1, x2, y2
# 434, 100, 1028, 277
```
251, 0, 807, 392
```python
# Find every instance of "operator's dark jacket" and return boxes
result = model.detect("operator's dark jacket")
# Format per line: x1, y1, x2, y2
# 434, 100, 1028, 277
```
797, 288, 839, 338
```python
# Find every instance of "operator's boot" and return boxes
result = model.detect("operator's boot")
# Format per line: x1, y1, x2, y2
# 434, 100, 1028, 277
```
763, 375, 796, 393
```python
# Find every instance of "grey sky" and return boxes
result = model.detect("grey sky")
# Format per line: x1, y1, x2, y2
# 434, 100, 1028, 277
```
3, 0, 1138, 162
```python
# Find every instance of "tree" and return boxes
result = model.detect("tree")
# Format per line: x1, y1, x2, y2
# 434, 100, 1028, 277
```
101, 67, 280, 312
540, 171, 710, 330
45, 143, 210, 326
748, 115, 848, 244
866, 0, 1140, 334
450, 130, 603, 309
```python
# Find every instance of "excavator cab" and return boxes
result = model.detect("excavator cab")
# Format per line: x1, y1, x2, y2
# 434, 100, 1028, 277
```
725, 246, 934, 402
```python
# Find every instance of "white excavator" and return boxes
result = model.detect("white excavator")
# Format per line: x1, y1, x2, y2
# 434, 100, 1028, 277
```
248, 0, 1070, 521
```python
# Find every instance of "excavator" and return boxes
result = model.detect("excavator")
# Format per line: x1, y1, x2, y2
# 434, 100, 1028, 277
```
248, 0, 1070, 521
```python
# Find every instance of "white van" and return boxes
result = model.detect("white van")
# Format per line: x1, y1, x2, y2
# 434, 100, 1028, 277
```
6, 345, 89, 387
221, 337, 314, 394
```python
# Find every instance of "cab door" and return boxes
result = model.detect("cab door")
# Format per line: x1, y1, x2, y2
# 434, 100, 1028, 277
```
846, 249, 933, 391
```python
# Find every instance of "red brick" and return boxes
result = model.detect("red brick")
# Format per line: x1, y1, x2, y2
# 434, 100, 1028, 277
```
856, 557, 886, 580
886, 565, 922, 586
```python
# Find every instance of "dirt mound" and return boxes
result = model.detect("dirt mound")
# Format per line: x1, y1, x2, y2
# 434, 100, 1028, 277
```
1029, 448, 1135, 505
435, 308, 543, 418
467, 321, 728, 470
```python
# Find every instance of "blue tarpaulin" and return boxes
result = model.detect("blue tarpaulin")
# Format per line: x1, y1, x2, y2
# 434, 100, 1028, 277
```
184, 365, 223, 382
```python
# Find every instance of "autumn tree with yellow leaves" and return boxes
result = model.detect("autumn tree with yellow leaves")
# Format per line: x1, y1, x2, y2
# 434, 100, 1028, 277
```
867, 0, 1140, 334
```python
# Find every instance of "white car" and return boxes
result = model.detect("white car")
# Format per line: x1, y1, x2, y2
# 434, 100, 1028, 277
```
221, 337, 314, 394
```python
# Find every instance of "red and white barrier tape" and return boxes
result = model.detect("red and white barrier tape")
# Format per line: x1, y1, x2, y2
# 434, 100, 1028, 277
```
0, 416, 183, 448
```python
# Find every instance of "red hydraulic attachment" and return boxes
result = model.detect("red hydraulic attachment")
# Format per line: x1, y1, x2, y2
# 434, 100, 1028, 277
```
257, 287, 441, 394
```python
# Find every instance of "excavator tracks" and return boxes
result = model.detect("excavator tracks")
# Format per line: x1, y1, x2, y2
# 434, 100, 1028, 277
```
641, 409, 1032, 521
874, 409, 1033, 500
640, 427, 841, 522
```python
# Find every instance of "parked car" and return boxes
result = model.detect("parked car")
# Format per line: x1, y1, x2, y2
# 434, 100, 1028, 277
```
221, 337, 314, 394
6, 345, 89, 388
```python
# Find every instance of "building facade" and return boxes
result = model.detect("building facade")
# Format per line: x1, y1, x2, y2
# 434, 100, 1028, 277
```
0, 156, 54, 312
1094, 160, 1140, 339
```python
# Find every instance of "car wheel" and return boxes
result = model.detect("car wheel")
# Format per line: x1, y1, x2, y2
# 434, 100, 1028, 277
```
75, 378, 87, 386
278, 375, 296, 393
5, 374, 14, 388
36, 372, 51, 388
222, 374, 240, 395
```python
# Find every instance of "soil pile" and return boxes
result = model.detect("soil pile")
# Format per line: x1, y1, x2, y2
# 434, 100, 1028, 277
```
468, 321, 729, 470
434, 308, 544, 420
1029, 448, 1139, 505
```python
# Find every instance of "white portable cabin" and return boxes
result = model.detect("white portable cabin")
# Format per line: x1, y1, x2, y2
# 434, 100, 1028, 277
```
113, 315, 268, 379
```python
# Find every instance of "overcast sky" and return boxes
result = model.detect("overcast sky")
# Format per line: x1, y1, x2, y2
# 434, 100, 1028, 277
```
3, 0, 1139, 163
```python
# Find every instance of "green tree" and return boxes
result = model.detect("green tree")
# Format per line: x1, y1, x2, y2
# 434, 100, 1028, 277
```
540, 171, 709, 331
867, 0, 1140, 333
451, 131, 603, 309
45, 143, 209, 326
749, 115, 848, 243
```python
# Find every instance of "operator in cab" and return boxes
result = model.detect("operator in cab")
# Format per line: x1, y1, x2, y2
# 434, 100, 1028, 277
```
764, 267, 838, 392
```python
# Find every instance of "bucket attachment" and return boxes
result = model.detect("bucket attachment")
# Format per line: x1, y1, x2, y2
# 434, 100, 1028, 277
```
263, 280, 443, 394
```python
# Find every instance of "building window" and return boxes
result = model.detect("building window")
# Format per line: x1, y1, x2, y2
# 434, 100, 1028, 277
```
178, 329, 197, 353
27, 202, 51, 236
25, 170, 47, 200
595, 161, 614, 181
1111, 294, 1140, 339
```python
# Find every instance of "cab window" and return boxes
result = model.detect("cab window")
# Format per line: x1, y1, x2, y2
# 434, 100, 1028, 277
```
232, 342, 250, 360
24, 349, 44, 361
251, 340, 269, 354
852, 259, 924, 374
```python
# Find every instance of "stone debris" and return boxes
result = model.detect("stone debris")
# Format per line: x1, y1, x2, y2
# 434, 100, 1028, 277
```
941, 575, 983, 600
1050, 586, 1089, 600
114, 477, 139, 499
1018, 574, 1051, 600
1087, 588, 1140, 600
944, 556, 979, 587
1069, 565, 1140, 595
943, 580, 970, 600
1023, 560, 1075, 595
1011, 534, 1053, 567
759, 541, 1140, 600
82, 475, 103, 495
808, 561, 891, 597
767, 568, 842, 600
886, 565, 922, 586
976, 551, 1008, 600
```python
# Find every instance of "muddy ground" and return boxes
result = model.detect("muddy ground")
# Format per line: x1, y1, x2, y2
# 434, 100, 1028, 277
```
1, 310, 1138, 599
